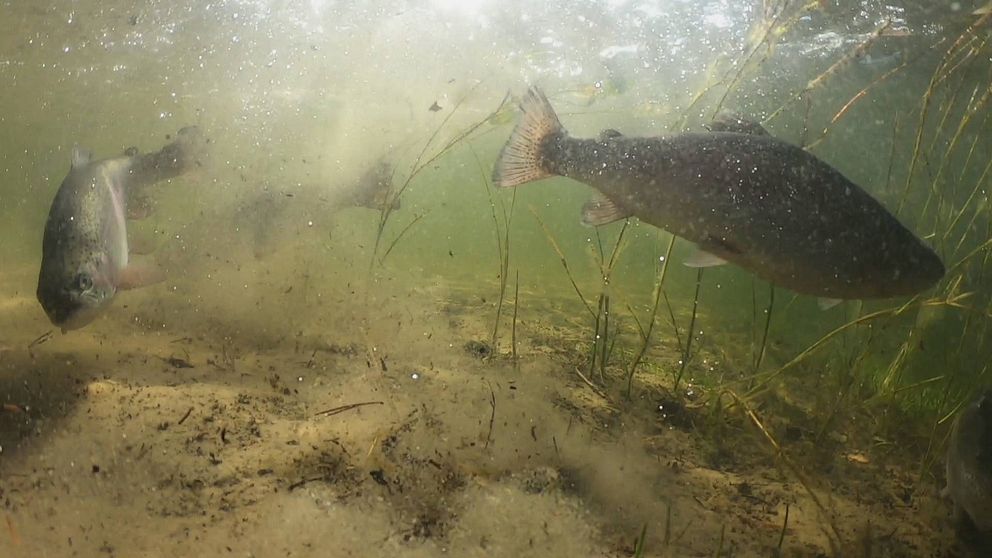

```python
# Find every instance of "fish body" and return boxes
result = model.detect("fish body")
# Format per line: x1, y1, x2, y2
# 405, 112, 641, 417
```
237, 158, 399, 260
946, 390, 992, 534
37, 127, 203, 331
492, 88, 943, 300
342, 159, 400, 212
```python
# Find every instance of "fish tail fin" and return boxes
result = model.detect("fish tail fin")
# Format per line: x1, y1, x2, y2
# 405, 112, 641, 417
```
492, 87, 564, 188
127, 126, 208, 189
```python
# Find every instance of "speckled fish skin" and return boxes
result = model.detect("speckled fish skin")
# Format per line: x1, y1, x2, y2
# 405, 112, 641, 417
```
36, 127, 203, 331
946, 390, 992, 533
542, 131, 943, 298
495, 88, 944, 300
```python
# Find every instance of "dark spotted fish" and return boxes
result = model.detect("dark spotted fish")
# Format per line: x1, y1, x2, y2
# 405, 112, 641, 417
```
37, 127, 205, 331
945, 390, 992, 538
492, 87, 943, 302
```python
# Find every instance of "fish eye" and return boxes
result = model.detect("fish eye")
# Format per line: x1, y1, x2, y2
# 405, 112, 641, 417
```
75, 273, 93, 291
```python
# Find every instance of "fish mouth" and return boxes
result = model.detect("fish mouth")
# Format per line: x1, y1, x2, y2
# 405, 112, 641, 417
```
52, 301, 107, 331
38, 288, 110, 331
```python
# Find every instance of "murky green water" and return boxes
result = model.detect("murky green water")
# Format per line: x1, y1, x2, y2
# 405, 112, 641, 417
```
2, 2, 991, 556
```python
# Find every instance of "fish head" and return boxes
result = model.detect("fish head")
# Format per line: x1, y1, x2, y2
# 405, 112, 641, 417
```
37, 253, 118, 331
872, 241, 945, 298
362, 181, 401, 211
353, 162, 400, 211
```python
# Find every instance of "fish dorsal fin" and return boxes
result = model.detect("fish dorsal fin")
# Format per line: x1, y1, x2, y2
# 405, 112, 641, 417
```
707, 112, 770, 136
581, 193, 630, 227
71, 146, 93, 169
684, 248, 728, 268
598, 129, 624, 141
817, 297, 843, 310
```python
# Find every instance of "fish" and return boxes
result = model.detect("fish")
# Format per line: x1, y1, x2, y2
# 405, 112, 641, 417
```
492, 87, 944, 302
37, 127, 205, 331
858, 50, 903, 68
945, 389, 992, 544
236, 158, 400, 260
561, 75, 626, 107
341, 159, 400, 212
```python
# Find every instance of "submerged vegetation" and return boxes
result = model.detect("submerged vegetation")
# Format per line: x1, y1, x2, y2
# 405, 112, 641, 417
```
4, 1, 992, 556
355, 2, 992, 552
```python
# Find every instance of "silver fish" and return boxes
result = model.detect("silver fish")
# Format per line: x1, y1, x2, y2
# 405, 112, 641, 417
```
492, 87, 943, 301
37, 127, 205, 331
945, 390, 992, 537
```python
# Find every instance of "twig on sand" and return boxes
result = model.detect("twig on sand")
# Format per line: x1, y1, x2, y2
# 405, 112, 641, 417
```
484, 381, 496, 449
575, 367, 608, 399
314, 401, 384, 418
177, 407, 194, 425
28, 330, 53, 350
288, 476, 325, 492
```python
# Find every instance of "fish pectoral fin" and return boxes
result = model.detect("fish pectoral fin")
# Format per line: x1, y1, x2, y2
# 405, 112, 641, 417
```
706, 112, 770, 136
71, 146, 93, 169
683, 248, 729, 268
684, 236, 742, 267
118, 261, 165, 290
127, 234, 158, 256
817, 297, 843, 310
581, 194, 630, 227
